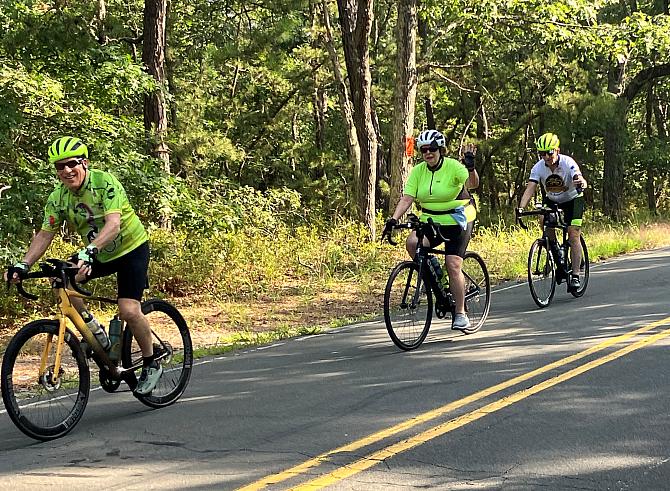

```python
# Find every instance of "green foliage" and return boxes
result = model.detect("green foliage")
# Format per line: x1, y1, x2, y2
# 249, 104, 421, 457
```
1, 0, 670, 338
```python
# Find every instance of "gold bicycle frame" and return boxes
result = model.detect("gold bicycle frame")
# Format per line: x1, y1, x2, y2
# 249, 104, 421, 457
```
43, 285, 120, 381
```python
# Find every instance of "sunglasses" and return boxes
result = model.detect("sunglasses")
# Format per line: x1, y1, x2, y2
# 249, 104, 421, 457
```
539, 150, 556, 157
420, 145, 440, 153
54, 158, 84, 171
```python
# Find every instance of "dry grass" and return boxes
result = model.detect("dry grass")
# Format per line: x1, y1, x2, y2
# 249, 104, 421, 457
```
1, 222, 669, 353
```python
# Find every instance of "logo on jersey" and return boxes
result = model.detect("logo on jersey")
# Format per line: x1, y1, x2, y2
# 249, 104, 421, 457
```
49, 215, 56, 227
545, 174, 567, 193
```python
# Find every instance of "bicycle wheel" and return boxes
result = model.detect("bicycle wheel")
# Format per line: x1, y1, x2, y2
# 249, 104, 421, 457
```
567, 235, 590, 298
528, 239, 556, 308
461, 252, 491, 334
1, 320, 90, 440
121, 299, 193, 408
384, 261, 432, 350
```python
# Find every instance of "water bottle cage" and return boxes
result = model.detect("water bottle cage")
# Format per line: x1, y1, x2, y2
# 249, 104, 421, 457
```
426, 259, 446, 296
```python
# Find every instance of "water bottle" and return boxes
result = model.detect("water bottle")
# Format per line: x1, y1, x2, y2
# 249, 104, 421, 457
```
108, 316, 123, 361
428, 256, 448, 299
548, 240, 562, 265
428, 256, 443, 281
82, 310, 111, 350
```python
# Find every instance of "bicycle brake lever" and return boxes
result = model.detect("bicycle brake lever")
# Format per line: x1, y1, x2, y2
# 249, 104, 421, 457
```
64, 266, 93, 297
517, 215, 528, 230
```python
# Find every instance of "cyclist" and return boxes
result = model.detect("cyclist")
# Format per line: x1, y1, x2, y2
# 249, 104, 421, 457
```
517, 132, 588, 291
383, 129, 479, 330
4, 136, 162, 395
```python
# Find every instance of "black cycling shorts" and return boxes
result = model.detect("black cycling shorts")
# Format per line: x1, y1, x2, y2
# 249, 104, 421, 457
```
424, 221, 474, 258
544, 195, 585, 227
88, 241, 150, 301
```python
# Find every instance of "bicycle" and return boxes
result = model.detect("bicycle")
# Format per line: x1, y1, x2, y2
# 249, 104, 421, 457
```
382, 215, 491, 350
1, 258, 193, 440
516, 204, 590, 308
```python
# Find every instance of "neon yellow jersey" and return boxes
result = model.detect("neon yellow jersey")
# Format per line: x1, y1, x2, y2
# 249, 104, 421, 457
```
41, 169, 148, 263
403, 158, 476, 226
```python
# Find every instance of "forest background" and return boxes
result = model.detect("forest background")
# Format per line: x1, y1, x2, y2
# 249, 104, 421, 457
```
1, 0, 669, 349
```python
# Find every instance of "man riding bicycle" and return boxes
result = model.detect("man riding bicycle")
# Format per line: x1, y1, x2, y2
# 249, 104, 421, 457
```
518, 132, 588, 291
4, 136, 162, 395
383, 129, 479, 330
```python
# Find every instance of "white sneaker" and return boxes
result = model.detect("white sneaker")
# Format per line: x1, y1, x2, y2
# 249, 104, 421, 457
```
452, 313, 471, 331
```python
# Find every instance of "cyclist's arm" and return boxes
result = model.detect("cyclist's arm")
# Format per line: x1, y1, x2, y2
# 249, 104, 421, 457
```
22, 229, 56, 267
390, 195, 415, 221
88, 212, 121, 251
466, 169, 479, 190
573, 172, 587, 189
567, 157, 587, 190
518, 181, 538, 209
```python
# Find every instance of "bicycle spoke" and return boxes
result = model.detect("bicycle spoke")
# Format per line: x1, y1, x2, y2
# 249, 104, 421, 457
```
384, 262, 432, 350
528, 239, 556, 308
2, 321, 89, 440
461, 252, 490, 334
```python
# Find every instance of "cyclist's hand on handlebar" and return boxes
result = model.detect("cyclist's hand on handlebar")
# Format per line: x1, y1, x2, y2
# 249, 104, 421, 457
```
5, 262, 29, 285
515, 207, 524, 217
70, 244, 98, 282
382, 217, 398, 240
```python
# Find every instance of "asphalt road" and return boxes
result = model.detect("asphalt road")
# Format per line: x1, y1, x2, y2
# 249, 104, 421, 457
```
1, 247, 669, 490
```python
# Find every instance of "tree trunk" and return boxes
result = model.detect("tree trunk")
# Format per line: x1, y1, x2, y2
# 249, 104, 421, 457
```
143, 0, 170, 167
388, 0, 417, 215
644, 83, 657, 214
424, 95, 435, 129
337, 0, 377, 238
602, 61, 670, 218
310, 1, 326, 152
602, 60, 626, 219
320, 0, 360, 204
95, 0, 108, 45
142, 0, 171, 227
602, 107, 626, 220
372, 106, 388, 210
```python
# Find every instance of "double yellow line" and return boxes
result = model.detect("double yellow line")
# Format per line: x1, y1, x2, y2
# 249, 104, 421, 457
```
239, 316, 670, 491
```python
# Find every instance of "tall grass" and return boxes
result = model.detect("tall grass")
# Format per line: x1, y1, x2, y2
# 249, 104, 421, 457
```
2, 215, 669, 332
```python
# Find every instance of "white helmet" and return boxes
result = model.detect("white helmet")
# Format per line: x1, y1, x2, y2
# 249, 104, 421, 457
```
416, 129, 446, 148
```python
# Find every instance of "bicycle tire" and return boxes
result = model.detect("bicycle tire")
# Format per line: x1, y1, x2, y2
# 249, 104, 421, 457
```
1, 320, 90, 440
528, 239, 556, 308
384, 261, 432, 350
121, 299, 193, 408
567, 235, 590, 298
460, 252, 491, 334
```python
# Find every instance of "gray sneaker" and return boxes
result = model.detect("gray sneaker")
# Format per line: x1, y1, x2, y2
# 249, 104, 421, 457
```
135, 362, 163, 395
452, 313, 471, 331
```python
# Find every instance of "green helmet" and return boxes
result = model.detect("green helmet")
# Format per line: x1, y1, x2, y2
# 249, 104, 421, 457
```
48, 136, 88, 164
536, 133, 560, 152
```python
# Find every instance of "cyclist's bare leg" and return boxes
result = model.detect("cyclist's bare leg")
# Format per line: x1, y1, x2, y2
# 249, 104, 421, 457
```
445, 255, 465, 314
567, 226, 582, 274
68, 295, 87, 315
405, 231, 431, 260
118, 298, 153, 358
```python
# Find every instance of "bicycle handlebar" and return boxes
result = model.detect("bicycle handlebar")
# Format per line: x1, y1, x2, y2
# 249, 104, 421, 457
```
515, 204, 565, 230
382, 214, 447, 246
8, 259, 93, 300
